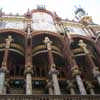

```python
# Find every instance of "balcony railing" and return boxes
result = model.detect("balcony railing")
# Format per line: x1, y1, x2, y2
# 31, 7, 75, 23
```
0, 95, 100, 100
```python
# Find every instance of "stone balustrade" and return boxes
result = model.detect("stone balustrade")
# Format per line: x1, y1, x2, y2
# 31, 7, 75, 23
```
0, 95, 100, 100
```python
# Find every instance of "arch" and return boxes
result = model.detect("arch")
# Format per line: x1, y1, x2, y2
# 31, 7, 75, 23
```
70, 34, 100, 62
32, 31, 62, 38
0, 29, 26, 36
0, 29, 25, 47
32, 31, 64, 50
32, 50, 63, 57
0, 48, 24, 56
71, 34, 95, 44
32, 31, 63, 43
71, 34, 96, 47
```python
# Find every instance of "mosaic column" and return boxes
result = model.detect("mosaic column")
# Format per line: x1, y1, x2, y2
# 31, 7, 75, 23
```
0, 36, 13, 94
93, 67, 100, 85
67, 80, 75, 95
24, 65, 33, 95
72, 66, 87, 95
47, 80, 53, 95
44, 37, 61, 95
25, 23, 33, 95
0, 68, 6, 94
79, 40, 100, 85
86, 81, 95, 95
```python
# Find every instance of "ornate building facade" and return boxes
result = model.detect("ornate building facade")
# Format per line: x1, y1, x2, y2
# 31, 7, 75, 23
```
0, 6, 100, 99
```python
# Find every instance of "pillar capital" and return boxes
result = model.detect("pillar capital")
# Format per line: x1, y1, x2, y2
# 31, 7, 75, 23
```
78, 40, 89, 54
0, 67, 8, 74
24, 65, 33, 75
49, 65, 59, 76
71, 66, 81, 77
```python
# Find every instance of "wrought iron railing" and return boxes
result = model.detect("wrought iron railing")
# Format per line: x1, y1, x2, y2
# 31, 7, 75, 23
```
0, 95, 100, 100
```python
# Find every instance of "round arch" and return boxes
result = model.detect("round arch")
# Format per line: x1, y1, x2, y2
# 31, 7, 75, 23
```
32, 31, 64, 46
0, 29, 26, 36
71, 34, 97, 49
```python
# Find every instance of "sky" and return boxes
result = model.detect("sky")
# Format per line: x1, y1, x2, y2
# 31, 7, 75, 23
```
0, 0, 100, 24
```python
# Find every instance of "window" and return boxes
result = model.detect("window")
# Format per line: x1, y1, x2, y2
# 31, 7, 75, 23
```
32, 12, 57, 32
66, 26, 87, 36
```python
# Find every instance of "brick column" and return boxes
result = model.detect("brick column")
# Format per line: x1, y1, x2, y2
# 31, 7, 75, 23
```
0, 36, 13, 94
44, 37, 61, 95
63, 33, 87, 95
63, 27, 87, 95
25, 23, 33, 95
79, 40, 100, 85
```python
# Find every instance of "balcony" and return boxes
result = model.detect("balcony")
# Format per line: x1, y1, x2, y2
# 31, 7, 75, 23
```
0, 95, 100, 100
